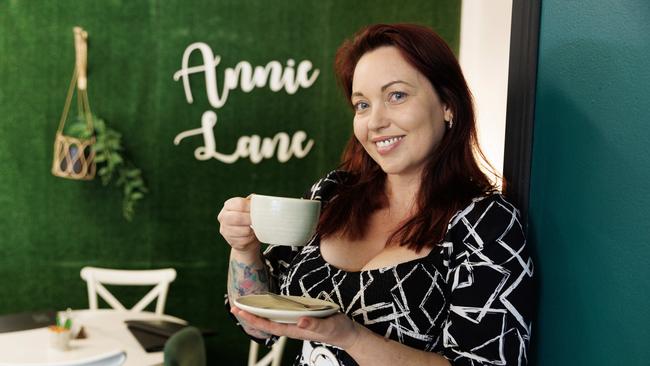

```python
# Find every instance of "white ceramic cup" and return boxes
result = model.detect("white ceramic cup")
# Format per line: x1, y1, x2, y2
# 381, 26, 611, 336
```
250, 194, 321, 246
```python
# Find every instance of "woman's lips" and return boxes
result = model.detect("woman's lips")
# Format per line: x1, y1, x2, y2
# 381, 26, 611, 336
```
374, 136, 404, 155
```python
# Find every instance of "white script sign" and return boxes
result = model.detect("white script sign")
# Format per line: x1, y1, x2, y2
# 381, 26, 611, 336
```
172, 42, 319, 164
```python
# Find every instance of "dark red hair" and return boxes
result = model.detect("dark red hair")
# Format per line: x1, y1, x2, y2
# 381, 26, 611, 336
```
317, 23, 496, 252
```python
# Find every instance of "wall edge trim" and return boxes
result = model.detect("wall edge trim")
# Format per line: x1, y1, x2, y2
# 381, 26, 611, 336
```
503, 0, 541, 231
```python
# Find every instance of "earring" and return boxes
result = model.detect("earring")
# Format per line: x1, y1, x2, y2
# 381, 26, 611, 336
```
447, 118, 454, 129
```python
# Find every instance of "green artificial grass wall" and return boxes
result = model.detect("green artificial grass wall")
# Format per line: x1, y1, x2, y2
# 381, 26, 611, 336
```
0, 1, 460, 363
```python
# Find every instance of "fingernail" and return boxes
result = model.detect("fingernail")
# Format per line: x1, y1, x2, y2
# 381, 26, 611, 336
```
297, 319, 310, 328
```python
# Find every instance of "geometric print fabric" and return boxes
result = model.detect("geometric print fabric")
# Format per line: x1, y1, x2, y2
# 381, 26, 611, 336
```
251, 171, 534, 366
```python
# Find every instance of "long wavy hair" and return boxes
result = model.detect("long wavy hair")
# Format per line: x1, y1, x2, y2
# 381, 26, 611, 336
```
316, 23, 496, 252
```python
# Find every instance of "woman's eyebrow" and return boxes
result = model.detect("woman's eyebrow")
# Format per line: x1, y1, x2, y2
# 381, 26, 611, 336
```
351, 80, 414, 99
381, 80, 414, 91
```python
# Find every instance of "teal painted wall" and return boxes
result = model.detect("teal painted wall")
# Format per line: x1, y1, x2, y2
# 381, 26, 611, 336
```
531, 1, 650, 364
0, 1, 460, 363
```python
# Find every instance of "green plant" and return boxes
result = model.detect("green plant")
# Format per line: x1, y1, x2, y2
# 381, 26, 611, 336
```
65, 115, 148, 221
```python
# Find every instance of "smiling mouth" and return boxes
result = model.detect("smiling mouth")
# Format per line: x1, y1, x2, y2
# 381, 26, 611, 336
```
375, 136, 404, 149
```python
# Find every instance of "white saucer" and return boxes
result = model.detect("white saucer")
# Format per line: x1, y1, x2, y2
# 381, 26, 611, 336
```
234, 294, 340, 324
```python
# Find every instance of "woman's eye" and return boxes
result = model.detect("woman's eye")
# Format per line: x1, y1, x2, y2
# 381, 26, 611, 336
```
388, 91, 407, 104
353, 101, 369, 112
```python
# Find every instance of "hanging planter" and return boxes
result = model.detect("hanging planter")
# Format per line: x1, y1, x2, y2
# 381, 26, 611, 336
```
51, 27, 95, 180
50, 27, 148, 221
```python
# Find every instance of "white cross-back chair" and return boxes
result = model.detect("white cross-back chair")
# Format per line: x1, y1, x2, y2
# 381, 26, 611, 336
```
80, 266, 177, 315
248, 336, 287, 366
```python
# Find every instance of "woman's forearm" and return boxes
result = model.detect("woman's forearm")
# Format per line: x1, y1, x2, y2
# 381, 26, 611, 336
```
227, 248, 270, 300
346, 324, 451, 366
228, 248, 272, 338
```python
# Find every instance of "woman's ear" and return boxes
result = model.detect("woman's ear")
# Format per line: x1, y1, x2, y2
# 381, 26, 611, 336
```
443, 106, 454, 122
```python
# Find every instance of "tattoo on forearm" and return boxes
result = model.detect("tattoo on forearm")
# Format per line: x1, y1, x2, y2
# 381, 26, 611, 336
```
228, 258, 272, 338
228, 258, 270, 298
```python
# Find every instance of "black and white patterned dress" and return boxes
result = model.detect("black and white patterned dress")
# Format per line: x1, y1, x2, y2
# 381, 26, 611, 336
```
233, 171, 534, 366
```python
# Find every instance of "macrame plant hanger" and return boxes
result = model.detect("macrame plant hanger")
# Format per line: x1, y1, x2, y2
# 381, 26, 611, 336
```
51, 26, 96, 180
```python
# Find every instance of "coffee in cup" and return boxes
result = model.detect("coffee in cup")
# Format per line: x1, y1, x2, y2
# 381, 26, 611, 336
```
250, 194, 321, 246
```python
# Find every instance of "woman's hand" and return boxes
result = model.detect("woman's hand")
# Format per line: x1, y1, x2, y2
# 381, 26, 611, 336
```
231, 307, 360, 350
217, 197, 260, 254
233, 306, 451, 366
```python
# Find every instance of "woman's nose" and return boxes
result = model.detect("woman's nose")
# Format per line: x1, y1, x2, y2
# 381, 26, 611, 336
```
367, 103, 390, 131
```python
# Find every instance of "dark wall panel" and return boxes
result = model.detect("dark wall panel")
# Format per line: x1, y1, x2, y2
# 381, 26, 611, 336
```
531, 0, 650, 364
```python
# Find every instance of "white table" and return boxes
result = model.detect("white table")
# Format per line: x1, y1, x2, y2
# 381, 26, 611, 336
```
0, 309, 187, 366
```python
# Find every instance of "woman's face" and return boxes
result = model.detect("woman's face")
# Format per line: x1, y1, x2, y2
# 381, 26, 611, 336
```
351, 46, 451, 179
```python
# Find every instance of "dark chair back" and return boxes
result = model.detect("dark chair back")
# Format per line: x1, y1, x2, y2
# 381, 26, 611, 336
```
164, 326, 206, 366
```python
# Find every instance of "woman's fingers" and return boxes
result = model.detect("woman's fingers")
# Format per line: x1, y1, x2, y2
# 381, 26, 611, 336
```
222, 210, 252, 225
218, 205, 252, 226
296, 314, 342, 337
223, 197, 251, 212
231, 307, 353, 346
296, 316, 322, 331
220, 224, 254, 238
217, 196, 260, 250
232, 308, 290, 335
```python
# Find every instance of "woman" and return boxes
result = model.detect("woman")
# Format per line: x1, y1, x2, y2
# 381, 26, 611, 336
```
218, 23, 534, 366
